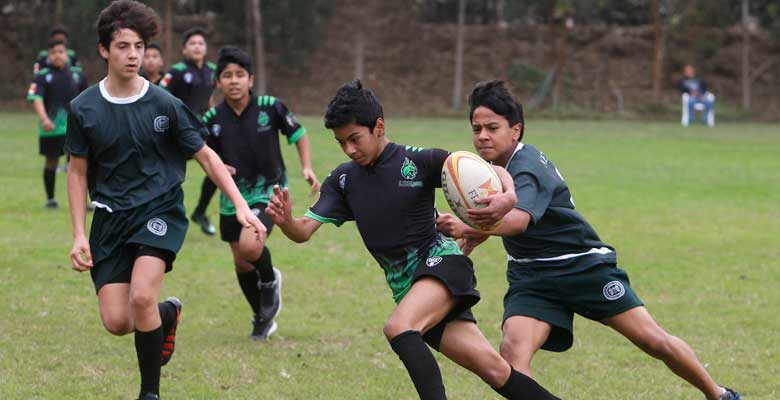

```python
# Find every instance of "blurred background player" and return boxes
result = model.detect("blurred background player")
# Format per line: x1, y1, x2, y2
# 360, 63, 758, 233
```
140, 43, 164, 85
27, 39, 87, 208
160, 27, 218, 236
33, 25, 79, 75
679, 64, 715, 127
203, 46, 320, 340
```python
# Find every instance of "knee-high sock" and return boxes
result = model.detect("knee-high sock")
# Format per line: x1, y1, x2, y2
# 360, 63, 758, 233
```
236, 269, 261, 315
493, 368, 561, 400
252, 248, 275, 283
389, 330, 447, 400
43, 167, 56, 200
193, 177, 217, 215
135, 326, 163, 396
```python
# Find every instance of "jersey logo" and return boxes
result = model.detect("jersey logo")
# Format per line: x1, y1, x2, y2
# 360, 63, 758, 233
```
183, 72, 193, 84
539, 152, 549, 167
45, 73, 53, 83
285, 112, 298, 128
602, 281, 626, 300
426, 256, 443, 267
258, 111, 270, 127
401, 158, 418, 180
147, 217, 168, 236
72, 72, 80, 83
338, 173, 347, 191
154, 116, 170, 133
211, 124, 221, 137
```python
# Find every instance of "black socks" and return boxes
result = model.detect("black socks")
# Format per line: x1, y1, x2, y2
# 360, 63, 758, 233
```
253, 248, 275, 283
389, 330, 447, 400
493, 368, 561, 400
193, 177, 217, 215
135, 326, 163, 396
43, 167, 56, 200
236, 270, 261, 315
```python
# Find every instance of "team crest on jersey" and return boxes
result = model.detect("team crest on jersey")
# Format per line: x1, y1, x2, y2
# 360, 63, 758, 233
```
258, 111, 270, 127
426, 256, 443, 267
401, 158, 418, 180
183, 72, 193, 84
147, 218, 167, 236
72, 73, 80, 83
338, 173, 347, 190
45, 73, 53, 83
154, 116, 170, 133
211, 124, 221, 137
602, 281, 625, 300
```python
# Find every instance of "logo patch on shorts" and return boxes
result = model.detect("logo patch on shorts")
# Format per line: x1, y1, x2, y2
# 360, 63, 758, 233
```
602, 280, 625, 300
147, 217, 167, 236
251, 208, 261, 217
426, 256, 443, 267
154, 116, 169, 133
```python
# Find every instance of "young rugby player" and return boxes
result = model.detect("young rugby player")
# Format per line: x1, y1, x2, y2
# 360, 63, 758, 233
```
437, 80, 742, 400
33, 25, 80, 75
160, 27, 218, 236
27, 39, 87, 208
203, 46, 320, 339
266, 80, 560, 400
141, 43, 164, 85
65, 2, 265, 399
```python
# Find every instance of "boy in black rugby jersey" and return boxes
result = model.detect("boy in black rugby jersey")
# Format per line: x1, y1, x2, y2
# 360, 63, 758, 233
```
266, 80, 560, 400
203, 46, 320, 340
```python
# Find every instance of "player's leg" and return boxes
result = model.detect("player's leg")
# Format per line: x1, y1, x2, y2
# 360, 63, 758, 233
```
239, 205, 280, 340
438, 320, 560, 399
191, 177, 216, 235
97, 283, 134, 335
384, 277, 456, 400
687, 96, 697, 126
43, 156, 58, 207
500, 316, 552, 377
605, 306, 732, 400
703, 92, 716, 127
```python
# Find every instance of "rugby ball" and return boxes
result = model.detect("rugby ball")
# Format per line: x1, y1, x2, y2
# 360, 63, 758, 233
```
441, 151, 502, 230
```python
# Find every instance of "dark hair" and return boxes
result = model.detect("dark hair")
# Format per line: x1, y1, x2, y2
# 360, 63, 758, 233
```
216, 46, 252, 77
146, 43, 162, 52
182, 27, 207, 46
468, 80, 525, 140
324, 80, 383, 131
96, 0, 160, 51
49, 25, 68, 38
48, 39, 67, 49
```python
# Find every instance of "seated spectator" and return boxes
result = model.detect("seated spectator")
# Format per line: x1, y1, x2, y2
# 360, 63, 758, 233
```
679, 64, 715, 127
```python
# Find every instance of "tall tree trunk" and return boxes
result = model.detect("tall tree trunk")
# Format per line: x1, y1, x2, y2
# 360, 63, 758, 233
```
251, 0, 267, 94
245, 1, 253, 52
741, 0, 751, 110
452, 0, 466, 109
54, 0, 62, 25
164, 0, 173, 64
354, 33, 365, 80
652, 0, 665, 102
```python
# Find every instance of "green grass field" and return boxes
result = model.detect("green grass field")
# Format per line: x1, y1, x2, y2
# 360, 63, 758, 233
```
0, 112, 777, 399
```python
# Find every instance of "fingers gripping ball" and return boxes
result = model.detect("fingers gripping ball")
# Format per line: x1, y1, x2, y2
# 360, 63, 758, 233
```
441, 151, 503, 230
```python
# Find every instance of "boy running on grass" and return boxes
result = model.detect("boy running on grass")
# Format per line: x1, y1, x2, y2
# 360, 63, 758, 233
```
437, 80, 742, 400
266, 80, 560, 400
65, 2, 265, 399
203, 46, 319, 339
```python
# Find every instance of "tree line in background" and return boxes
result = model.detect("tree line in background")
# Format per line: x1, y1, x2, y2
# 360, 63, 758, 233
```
1, 0, 778, 119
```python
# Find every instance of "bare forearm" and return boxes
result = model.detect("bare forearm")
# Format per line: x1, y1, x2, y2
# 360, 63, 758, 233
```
295, 135, 313, 170
471, 209, 529, 237
32, 100, 49, 122
277, 217, 319, 243
196, 146, 248, 211
67, 170, 88, 238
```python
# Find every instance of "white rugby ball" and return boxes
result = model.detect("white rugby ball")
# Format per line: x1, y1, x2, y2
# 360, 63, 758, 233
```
441, 151, 502, 230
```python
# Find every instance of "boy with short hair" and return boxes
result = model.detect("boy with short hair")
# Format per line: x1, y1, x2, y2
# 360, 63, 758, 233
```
266, 80, 560, 400
27, 39, 87, 208
65, 2, 265, 399
33, 25, 79, 74
141, 43, 164, 85
437, 80, 741, 400
203, 46, 320, 339
160, 27, 219, 236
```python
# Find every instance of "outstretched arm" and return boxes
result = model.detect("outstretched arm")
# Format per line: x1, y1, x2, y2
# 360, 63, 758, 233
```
266, 185, 322, 243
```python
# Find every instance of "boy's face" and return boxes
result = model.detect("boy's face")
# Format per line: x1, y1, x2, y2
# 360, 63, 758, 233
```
182, 34, 207, 63
48, 44, 68, 69
471, 106, 521, 164
684, 65, 696, 78
216, 63, 253, 102
332, 119, 386, 166
142, 48, 163, 74
99, 28, 144, 80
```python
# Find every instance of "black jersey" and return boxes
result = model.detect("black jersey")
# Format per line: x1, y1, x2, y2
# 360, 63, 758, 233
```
306, 142, 462, 302
27, 65, 87, 137
160, 59, 215, 116
203, 95, 306, 215
65, 79, 206, 212
503, 143, 615, 274
33, 48, 79, 75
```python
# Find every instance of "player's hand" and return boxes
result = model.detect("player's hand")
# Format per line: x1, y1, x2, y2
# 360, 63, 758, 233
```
236, 206, 267, 241
302, 168, 320, 196
42, 118, 54, 132
224, 164, 237, 176
70, 235, 93, 272
468, 192, 514, 229
436, 213, 470, 239
459, 235, 489, 257
266, 185, 293, 225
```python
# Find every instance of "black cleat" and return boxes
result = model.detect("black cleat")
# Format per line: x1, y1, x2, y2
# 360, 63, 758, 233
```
258, 268, 282, 321
190, 211, 215, 236
45, 199, 58, 209
160, 297, 182, 366
720, 387, 742, 400
250, 316, 278, 341
137, 393, 159, 400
